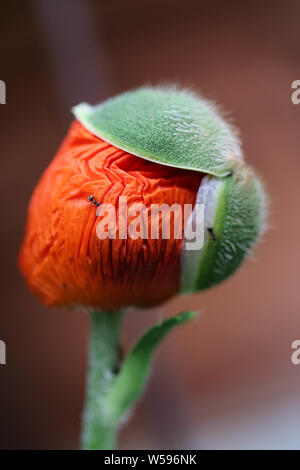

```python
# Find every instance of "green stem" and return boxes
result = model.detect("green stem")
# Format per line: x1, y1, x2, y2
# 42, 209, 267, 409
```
80, 309, 196, 450
81, 310, 124, 450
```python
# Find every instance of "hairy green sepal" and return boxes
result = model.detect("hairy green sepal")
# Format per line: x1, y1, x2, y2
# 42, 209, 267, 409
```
73, 86, 241, 177
181, 167, 267, 292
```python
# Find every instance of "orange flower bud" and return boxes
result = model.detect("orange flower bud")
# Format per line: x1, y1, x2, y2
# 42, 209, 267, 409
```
19, 121, 202, 310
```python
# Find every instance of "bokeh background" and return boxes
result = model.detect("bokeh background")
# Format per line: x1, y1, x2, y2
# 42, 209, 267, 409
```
1, 0, 300, 449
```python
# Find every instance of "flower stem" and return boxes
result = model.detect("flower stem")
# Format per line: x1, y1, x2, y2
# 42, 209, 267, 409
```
81, 310, 124, 450
80, 309, 196, 450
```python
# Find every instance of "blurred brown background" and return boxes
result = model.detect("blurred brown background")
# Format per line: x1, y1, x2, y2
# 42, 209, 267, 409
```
0, 0, 300, 449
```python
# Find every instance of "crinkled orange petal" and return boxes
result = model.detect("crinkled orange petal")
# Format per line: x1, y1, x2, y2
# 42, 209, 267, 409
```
19, 121, 203, 310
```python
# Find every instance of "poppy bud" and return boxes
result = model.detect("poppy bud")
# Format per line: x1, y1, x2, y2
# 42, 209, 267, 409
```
19, 86, 267, 310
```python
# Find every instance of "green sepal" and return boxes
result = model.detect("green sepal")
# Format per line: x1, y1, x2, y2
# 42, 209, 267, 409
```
181, 166, 267, 292
72, 86, 241, 177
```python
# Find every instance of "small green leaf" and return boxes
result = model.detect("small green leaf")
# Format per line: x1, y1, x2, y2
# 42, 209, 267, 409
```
104, 311, 197, 424
72, 86, 242, 177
